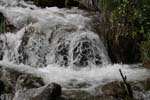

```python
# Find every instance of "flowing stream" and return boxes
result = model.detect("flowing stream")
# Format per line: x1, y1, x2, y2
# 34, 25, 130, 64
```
0, 0, 150, 97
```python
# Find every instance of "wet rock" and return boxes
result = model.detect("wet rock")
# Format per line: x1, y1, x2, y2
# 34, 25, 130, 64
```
33, 0, 66, 8
55, 35, 103, 67
65, 0, 79, 8
55, 42, 69, 66
13, 83, 63, 100
0, 80, 5, 95
72, 37, 102, 67
0, 12, 16, 33
0, 67, 21, 94
65, 80, 91, 89
32, 0, 100, 10
132, 78, 150, 92
144, 78, 150, 91
101, 81, 127, 98
63, 90, 117, 100
16, 26, 51, 67
0, 66, 44, 96
0, 12, 5, 33
76, 0, 101, 11
32, 83, 62, 100
143, 60, 150, 68
131, 82, 145, 92
15, 74, 44, 90
131, 78, 150, 100
0, 38, 4, 60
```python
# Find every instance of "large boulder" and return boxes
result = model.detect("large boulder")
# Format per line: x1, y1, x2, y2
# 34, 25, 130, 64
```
0, 66, 68, 100
0, 66, 44, 98
13, 83, 64, 100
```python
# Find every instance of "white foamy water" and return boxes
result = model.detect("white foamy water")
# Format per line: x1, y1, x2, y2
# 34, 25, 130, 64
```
0, 61, 149, 91
0, 0, 150, 92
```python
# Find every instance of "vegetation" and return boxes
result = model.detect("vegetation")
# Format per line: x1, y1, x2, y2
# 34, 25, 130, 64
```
99, 0, 150, 67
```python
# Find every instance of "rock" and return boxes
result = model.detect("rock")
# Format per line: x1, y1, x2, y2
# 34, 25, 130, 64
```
32, 0, 100, 10
0, 38, 4, 60
76, 0, 101, 11
72, 37, 102, 67
63, 90, 117, 100
132, 78, 150, 92
15, 74, 44, 90
32, 83, 62, 100
144, 78, 150, 91
33, 0, 66, 8
0, 12, 16, 33
0, 66, 44, 97
13, 83, 63, 100
144, 61, 150, 68
0, 80, 5, 95
65, 0, 79, 8
0, 12, 5, 33
101, 81, 127, 98
0, 67, 21, 94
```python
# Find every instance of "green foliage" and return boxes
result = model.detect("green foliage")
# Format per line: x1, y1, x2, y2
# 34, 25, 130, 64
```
100, 0, 150, 65
140, 33, 150, 67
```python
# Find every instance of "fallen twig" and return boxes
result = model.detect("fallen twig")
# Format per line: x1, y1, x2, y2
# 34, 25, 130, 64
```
119, 69, 133, 98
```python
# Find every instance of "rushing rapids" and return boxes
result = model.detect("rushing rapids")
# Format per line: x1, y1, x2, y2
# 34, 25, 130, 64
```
0, 0, 150, 99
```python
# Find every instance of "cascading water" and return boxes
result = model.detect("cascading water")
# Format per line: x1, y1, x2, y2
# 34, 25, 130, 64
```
0, 0, 150, 99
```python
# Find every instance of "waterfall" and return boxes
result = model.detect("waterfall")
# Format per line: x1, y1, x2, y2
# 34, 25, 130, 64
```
0, 0, 149, 92
0, 0, 110, 68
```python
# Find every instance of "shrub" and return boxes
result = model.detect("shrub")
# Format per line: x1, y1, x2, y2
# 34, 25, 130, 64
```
99, 0, 150, 66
